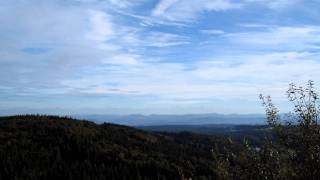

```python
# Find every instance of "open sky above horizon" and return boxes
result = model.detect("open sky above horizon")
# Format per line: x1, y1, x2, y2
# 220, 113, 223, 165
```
1, 0, 320, 115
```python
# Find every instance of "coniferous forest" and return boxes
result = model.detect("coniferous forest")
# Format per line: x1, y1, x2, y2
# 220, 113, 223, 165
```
0, 82, 319, 180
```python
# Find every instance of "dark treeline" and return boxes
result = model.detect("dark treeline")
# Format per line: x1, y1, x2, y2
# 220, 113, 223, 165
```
0, 81, 319, 179
0, 115, 242, 180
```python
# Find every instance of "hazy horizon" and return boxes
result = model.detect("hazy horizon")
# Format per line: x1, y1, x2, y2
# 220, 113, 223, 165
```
0, 111, 266, 116
1, 0, 320, 115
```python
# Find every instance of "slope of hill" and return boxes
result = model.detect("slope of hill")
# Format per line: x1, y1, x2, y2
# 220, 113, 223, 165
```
0, 115, 243, 180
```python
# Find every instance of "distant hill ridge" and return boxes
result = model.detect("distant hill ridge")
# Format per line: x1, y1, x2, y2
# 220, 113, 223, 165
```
74, 113, 267, 126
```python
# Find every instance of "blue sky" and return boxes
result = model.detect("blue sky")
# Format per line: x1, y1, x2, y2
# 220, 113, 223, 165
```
1, 0, 320, 115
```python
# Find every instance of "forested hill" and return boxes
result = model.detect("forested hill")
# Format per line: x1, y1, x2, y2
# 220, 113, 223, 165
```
1, 115, 319, 180
0, 115, 243, 180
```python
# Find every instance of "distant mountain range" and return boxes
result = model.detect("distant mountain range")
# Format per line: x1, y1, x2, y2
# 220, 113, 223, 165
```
74, 113, 267, 126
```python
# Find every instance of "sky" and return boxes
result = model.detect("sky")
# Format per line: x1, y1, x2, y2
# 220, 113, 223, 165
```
0, 0, 320, 115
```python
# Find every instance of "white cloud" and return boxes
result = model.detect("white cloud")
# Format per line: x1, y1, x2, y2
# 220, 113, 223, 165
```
238, 23, 272, 28
0, 0, 145, 93
86, 10, 114, 42
61, 51, 320, 102
152, 0, 242, 22
73, 0, 145, 8
224, 26, 320, 50
151, 0, 307, 22
144, 32, 189, 47
244, 0, 301, 9
152, 0, 180, 17
200, 29, 225, 35
121, 31, 189, 47
104, 54, 141, 65
108, 0, 146, 8
108, 0, 134, 8
268, 0, 300, 9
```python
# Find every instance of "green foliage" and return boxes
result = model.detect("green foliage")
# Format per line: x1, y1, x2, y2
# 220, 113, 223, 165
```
258, 80, 320, 179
